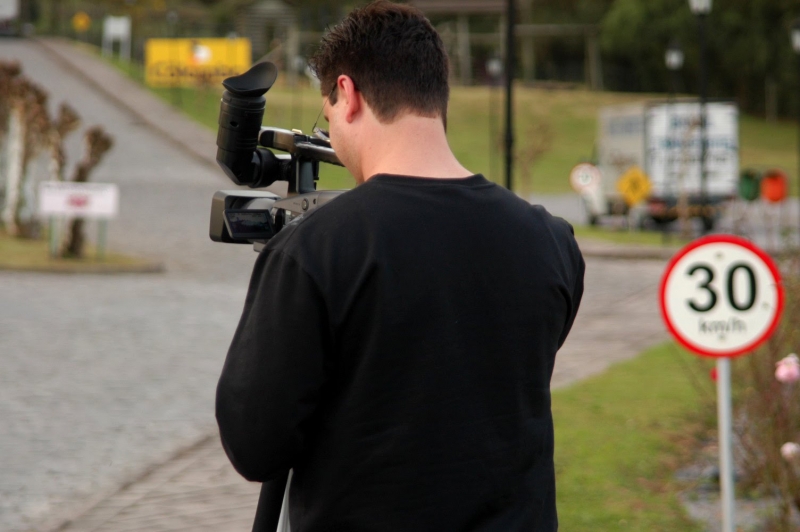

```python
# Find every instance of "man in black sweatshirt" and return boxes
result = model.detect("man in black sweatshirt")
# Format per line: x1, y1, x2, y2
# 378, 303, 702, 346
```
216, 2, 585, 530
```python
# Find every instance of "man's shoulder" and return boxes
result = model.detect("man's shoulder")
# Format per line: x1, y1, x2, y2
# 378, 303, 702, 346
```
530, 203, 575, 236
264, 187, 369, 253
265, 177, 577, 254
487, 187, 576, 238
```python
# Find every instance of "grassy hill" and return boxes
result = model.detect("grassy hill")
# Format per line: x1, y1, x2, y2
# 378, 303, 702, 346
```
111, 54, 799, 196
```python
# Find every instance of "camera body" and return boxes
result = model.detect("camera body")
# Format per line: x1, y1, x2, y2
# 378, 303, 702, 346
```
210, 188, 342, 251
209, 62, 343, 249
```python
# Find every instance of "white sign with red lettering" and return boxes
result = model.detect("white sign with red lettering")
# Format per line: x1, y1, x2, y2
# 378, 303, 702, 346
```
38, 182, 119, 219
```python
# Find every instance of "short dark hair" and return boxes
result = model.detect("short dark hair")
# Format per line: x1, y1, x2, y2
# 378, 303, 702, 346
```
309, 1, 449, 125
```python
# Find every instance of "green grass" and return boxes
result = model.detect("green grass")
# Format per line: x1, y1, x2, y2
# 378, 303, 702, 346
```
0, 230, 159, 272
572, 225, 691, 247
96, 46, 800, 197
739, 114, 799, 180
553, 342, 712, 530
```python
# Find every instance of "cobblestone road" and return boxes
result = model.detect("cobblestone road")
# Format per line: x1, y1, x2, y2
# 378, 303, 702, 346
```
0, 39, 257, 531
1, 39, 668, 531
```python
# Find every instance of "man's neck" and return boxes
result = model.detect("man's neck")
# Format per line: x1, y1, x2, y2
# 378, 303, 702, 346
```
359, 113, 472, 182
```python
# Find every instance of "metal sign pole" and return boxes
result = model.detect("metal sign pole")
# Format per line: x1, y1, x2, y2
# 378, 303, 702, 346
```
698, 13, 709, 234
97, 220, 108, 261
797, 52, 800, 248
48, 217, 59, 258
504, 0, 515, 191
717, 357, 735, 532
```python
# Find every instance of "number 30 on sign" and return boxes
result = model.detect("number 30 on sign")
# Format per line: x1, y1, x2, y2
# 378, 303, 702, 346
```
660, 235, 784, 358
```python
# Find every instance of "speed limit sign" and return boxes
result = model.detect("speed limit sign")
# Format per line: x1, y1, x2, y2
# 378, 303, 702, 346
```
660, 235, 784, 358
569, 163, 601, 193
660, 234, 783, 532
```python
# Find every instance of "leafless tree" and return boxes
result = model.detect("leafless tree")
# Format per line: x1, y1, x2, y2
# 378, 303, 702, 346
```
61, 127, 114, 258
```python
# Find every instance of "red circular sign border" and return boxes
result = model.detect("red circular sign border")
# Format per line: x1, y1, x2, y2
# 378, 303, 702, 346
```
659, 234, 785, 358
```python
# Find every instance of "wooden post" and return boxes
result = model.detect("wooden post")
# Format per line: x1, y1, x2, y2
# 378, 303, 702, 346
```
285, 23, 300, 88
519, 0, 534, 82
457, 14, 472, 86
585, 31, 602, 91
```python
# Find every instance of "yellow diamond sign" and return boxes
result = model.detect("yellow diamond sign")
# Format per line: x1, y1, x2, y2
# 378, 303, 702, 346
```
72, 11, 91, 33
616, 166, 652, 206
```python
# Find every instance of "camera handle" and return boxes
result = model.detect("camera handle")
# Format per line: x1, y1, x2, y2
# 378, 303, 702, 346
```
258, 127, 341, 194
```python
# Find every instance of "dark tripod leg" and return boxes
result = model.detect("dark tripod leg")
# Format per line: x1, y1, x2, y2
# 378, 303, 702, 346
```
251, 469, 290, 532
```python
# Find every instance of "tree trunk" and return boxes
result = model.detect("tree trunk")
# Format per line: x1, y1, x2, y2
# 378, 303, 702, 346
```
1, 105, 24, 236
60, 127, 113, 258
60, 160, 90, 258
766, 76, 778, 123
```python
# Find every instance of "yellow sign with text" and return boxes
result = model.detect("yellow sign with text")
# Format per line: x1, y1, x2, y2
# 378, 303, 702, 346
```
145, 38, 251, 88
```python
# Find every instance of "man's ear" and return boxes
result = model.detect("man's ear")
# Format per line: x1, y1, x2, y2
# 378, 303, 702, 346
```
336, 75, 361, 124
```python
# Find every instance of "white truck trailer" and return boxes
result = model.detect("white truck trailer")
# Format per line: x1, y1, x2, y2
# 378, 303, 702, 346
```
0, 0, 20, 36
590, 100, 739, 229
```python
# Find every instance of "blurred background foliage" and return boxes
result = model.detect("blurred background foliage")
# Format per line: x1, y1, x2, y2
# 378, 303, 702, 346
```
599, 0, 799, 116
17, 0, 800, 118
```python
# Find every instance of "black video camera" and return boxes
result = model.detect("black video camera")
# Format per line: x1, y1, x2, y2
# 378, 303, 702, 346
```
209, 61, 344, 250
